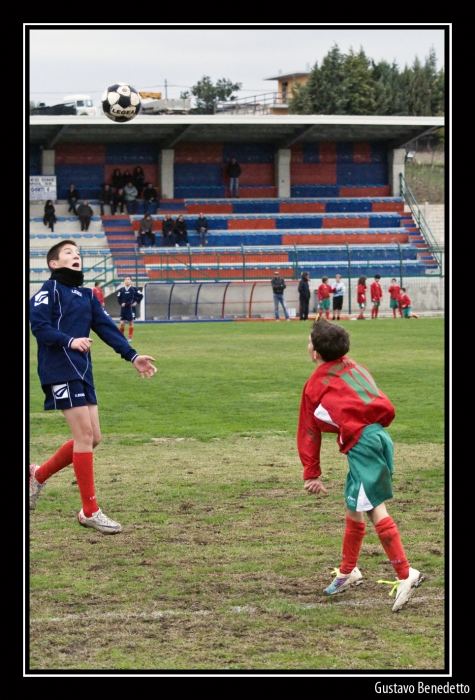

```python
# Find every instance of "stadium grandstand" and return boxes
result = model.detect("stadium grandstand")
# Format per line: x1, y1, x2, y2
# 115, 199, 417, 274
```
29, 113, 445, 320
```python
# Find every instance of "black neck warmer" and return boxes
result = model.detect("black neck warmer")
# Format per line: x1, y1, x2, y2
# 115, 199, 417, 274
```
50, 268, 85, 287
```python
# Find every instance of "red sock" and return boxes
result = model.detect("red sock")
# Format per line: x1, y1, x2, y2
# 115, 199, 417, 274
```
325, 311, 330, 319
119, 327, 124, 334
128, 327, 134, 339
36, 440, 74, 483
375, 516, 409, 579
375, 307, 379, 317
73, 452, 98, 518
340, 516, 366, 574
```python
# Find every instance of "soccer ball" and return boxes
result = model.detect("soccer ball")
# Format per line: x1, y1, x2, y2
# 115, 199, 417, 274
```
101, 83, 141, 122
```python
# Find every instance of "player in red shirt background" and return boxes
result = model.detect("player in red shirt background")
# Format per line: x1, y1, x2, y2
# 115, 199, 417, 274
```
92, 281, 105, 308
399, 287, 418, 318
356, 276, 367, 320
388, 278, 402, 318
317, 276, 332, 320
370, 274, 383, 319
297, 317, 424, 610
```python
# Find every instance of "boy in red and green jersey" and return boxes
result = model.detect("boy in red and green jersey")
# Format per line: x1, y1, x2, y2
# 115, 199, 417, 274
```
388, 279, 402, 318
370, 274, 383, 318
297, 318, 424, 611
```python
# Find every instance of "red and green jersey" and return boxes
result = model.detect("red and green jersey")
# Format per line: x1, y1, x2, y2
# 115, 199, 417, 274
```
297, 357, 395, 480
370, 281, 383, 302
317, 283, 332, 301
357, 284, 366, 304
388, 284, 400, 300
400, 293, 411, 308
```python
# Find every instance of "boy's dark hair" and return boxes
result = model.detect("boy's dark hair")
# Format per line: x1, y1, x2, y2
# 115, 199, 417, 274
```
322, 276, 328, 282
374, 274, 381, 280
46, 240, 78, 269
401, 287, 406, 292
310, 318, 350, 361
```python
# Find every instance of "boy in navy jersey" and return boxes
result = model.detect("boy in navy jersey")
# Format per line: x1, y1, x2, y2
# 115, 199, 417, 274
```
297, 318, 424, 611
29, 240, 157, 534
117, 275, 143, 343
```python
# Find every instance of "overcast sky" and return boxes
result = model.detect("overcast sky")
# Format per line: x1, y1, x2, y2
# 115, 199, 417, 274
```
27, 25, 448, 109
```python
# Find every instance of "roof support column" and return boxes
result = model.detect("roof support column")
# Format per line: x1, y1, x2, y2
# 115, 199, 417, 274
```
41, 149, 55, 175
389, 148, 405, 197
275, 148, 291, 199
160, 149, 174, 200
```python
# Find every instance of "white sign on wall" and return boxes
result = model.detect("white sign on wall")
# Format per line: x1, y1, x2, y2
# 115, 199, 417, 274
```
29, 176, 57, 201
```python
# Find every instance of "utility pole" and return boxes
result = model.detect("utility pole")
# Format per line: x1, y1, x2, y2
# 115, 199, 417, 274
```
165, 80, 168, 100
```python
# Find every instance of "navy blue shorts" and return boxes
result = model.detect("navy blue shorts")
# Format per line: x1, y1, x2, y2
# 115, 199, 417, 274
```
42, 379, 97, 411
120, 306, 135, 322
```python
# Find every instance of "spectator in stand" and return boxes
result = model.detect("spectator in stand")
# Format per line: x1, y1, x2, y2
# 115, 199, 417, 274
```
111, 169, 122, 190
92, 281, 105, 307
399, 288, 419, 319
133, 166, 146, 199
331, 274, 345, 321
138, 213, 155, 247
357, 276, 367, 320
112, 188, 126, 215
124, 181, 138, 215
77, 200, 94, 232
43, 200, 57, 232
121, 169, 133, 188
195, 212, 209, 246
388, 278, 402, 319
67, 184, 80, 215
99, 184, 114, 216
370, 274, 383, 319
317, 276, 332, 320
161, 214, 175, 246
298, 271, 311, 321
143, 183, 159, 215
226, 157, 242, 198
174, 214, 189, 247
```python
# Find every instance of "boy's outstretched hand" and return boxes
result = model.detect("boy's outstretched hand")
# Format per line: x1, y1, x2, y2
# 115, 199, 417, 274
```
132, 355, 157, 379
304, 477, 328, 496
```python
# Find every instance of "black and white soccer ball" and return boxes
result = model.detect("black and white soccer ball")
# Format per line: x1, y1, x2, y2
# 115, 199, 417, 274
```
101, 83, 141, 123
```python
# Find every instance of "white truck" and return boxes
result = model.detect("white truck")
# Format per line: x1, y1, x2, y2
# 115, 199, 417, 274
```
31, 94, 97, 116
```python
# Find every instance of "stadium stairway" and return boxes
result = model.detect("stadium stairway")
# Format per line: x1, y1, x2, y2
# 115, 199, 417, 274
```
101, 215, 147, 279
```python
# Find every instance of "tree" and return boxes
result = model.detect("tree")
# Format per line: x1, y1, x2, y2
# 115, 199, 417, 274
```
181, 76, 242, 114
289, 44, 348, 114
343, 47, 376, 115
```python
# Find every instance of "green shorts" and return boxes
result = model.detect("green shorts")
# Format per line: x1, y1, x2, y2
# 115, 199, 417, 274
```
358, 302, 365, 309
402, 306, 412, 318
344, 424, 394, 511
372, 301, 380, 307
390, 298, 399, 310
319, 298, 330, 310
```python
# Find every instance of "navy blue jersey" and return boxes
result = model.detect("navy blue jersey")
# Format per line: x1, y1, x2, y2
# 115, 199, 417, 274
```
117, 285, 143, 308
30, 279, 138, 386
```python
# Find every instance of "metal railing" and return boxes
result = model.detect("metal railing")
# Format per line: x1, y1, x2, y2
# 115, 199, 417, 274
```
399, 173, 443, 271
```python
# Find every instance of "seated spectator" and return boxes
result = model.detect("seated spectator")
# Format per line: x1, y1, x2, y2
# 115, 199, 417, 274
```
111, 168, 122, 190
195, 212, 209, 246
124, 181, 138, 215
161, 214, 175, 246
43, 199, 57, 232
99, 184, 114, 216
67, 184, 79, 215
174, 214, 189, 247
143, 183, 159, 215
121, 169, 133, 188
112, 188, 126, 215
133, 166, 146, 199
138, 213, 155, 247
77, 200, 94, 232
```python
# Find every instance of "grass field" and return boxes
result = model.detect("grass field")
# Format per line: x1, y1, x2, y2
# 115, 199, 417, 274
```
27, 318, 446, 675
